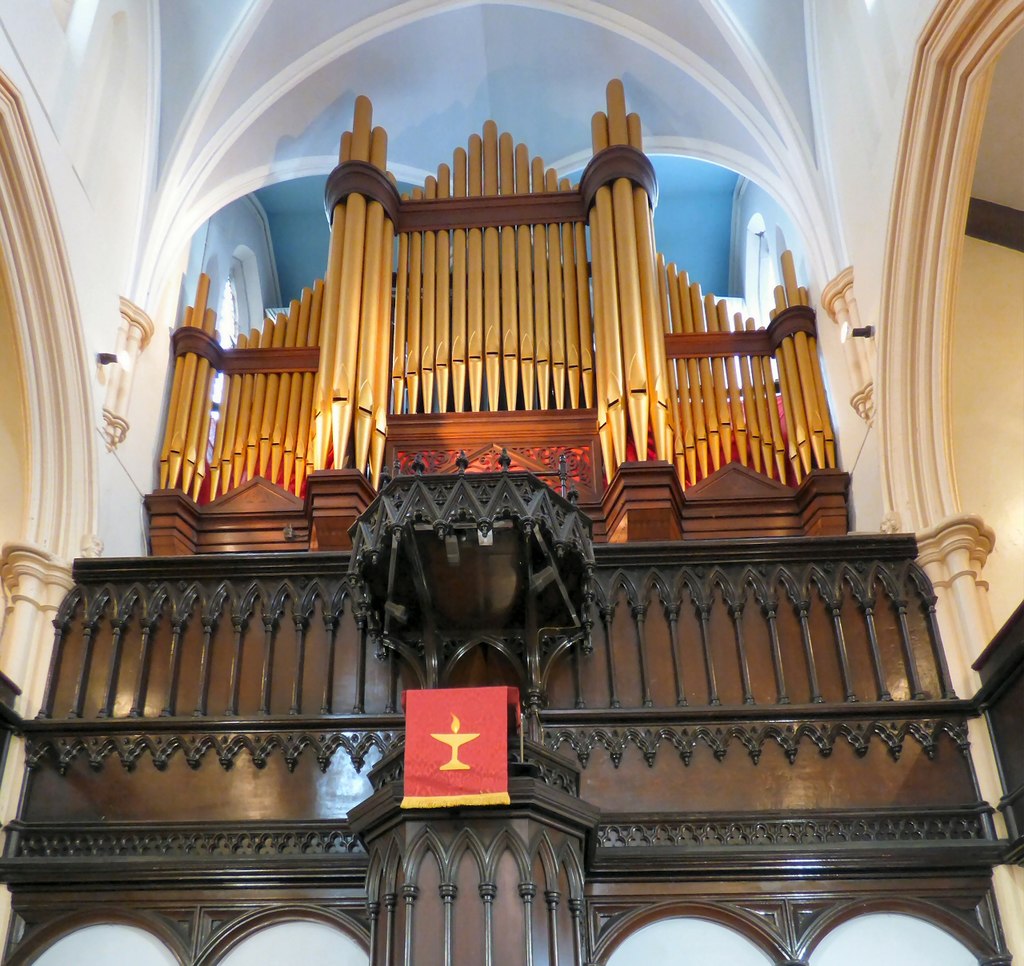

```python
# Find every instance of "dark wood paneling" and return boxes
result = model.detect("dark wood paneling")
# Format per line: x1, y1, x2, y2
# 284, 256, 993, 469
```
4, 537, 1015, 965
974, 602, 1024, 857
966, 197, 1024, 252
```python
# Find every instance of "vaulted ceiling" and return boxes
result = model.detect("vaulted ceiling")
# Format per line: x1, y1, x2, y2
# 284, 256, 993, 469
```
142, 0, 839, 297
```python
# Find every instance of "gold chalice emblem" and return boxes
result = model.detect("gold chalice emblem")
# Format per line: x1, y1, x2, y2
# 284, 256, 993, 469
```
431, 713, 479, 771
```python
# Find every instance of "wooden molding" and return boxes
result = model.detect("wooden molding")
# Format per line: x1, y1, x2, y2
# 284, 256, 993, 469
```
966, 196, 1024, 252
664, 304, 817, 359
171, 326, 320, 373
677, 464, 849, 539
146, 478, 307, 555
602, 460, 685, 543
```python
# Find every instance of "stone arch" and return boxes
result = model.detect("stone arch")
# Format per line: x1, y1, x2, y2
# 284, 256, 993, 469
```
0, 69, 97, 713
880, 0, 1024, 533
0, 71, 96, 560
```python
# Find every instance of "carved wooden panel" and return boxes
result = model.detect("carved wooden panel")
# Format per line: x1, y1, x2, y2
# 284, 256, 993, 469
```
974, 602, 1024, 862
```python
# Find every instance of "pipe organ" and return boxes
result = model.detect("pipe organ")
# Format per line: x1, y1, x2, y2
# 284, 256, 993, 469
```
158, 80, 836, 505
6, 79, 1015, 966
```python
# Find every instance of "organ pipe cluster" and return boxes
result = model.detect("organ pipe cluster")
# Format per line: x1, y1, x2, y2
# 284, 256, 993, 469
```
158, 80, 837, 499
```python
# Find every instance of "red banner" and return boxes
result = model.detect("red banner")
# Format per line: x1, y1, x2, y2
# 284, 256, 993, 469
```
401, 686, 520, 808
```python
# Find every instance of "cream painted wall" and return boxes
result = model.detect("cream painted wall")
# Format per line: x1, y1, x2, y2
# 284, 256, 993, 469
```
0, 280, 27, 542
0, 273, 28, 639
951, 236, 1024, 631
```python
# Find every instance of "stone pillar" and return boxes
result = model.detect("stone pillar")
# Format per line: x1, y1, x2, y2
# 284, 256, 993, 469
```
0, 543, 74, 716
915, 513, 995, 696
350, 741, 597, 966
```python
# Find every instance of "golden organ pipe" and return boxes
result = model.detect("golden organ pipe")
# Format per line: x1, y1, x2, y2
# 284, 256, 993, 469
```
392, 224, 409, 414
574, 218, 594, 409
532, 156, 551, 411
745, 317, 776, 478
632, 176, 671, 461
451, 147, 468, 413
482, 121, 501, 411
354, 126, 390, 472
658, 256, 686, 486
315, 162, 346, 470
159, 304, 193, 489
716, 299, 748, 467
270, 298, 300, 485
774, 284, 810, 475
515, 143, 535, 411
809, 330, 836, 466
181, 304, 217, 495
546, 168, 567, 410
189, 306, 218, 501
630, 108, 674, 458
330, 188, 366, 466
771, 289, 804, 481
214, 331, 245, 496
296, 279, 324, 494
689, 283, 720, 471
590, 110, 627, 466
761, 343, 788, 483
667, 264, 699, 485
245, 321, 269, 482
434, 162, 451, 415
167, 274, 211, 490
282, 288, 312, 492
780, 251, 825, 469
371, 188, 396, 486
405, 187, 424, 414
500, 135, 518, 410
590, 196, 614, 477
231, 327, 258, 488
605, 84, 650, 461
703, 293, 732, 468
735, 311, 761, 475
559, 177, 581, 409
329, 95, 373, 468
421, 175, 437, 414
258, 312, 287, 479
467, 134, 484, 412
352, 165, 385, 475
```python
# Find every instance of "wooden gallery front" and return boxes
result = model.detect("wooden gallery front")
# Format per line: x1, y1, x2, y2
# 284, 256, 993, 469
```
1, 82, 1020, 965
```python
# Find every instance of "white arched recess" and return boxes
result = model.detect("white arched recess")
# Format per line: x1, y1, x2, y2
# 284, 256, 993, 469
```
0, 71, 97, 715
606, 917, 772, 966
212, 920, 367, 966
808, 913, 977, 966
879, 0, 1024, 686
31, 924, 181, 966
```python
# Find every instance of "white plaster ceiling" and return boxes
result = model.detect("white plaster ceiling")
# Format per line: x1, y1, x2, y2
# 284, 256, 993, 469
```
141, 1, 840, 297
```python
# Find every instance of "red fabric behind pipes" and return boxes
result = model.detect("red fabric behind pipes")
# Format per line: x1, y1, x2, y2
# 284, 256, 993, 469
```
401, 687, 519, 808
